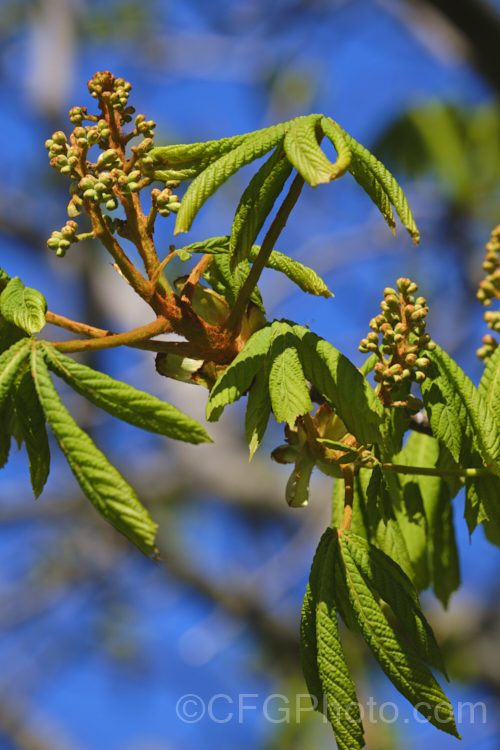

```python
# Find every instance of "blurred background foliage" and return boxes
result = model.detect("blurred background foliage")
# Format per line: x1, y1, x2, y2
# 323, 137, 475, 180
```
1, 1, 500, 749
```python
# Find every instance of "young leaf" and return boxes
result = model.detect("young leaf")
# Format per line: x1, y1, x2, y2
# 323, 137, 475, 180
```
268, 321, 313, 427
244, 364, 272, 459
404, 432, 459, 607
180, 236, 334, 299
422, 344, 500, 475
151, 130, 266, 170
203, 252, 264, 311
249, 245, 333, 298
31, 347, 157, 555
40, 343, 212, 445
340, 129, 420, 244
0, 277, 47, 334
478, 343, 500, 426
283, 115, 348, 188
292, 324, 384, 446
358, 352, 378, 377
347, 152, 396, 234
339, 530, 447, 676
229, 146, 293, 270
206, 325, 272, 421
337, 531, 460, 737
301, 528, 365, 749
0, 338, 31, 410
174, 122, 290, 234
12, 368, 50, 498
319, 118, 353, 178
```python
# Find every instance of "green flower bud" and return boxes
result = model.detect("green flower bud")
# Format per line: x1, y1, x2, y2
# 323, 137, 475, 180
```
477, 346, 489, 359
405, 353, 418, 365
159, 208, 171, 217
415, 371, 426, 383
168, 202, 181, 212
47, 238, 60, 250
382, 345, 393, 354
97, 149, 121, 168
383, 287, 398, 298
418, 334, 431, 346
407, 282, 418, 294
127, 182, 140, 192
50, 143, 65, 155
52, 131, 67, 145
105, 198, 118, 210
98, 172, 114, 188
394, 334, 404, 343
87, 128, 100, 145
73, 127, 86, 139
45, 139, 54, 151
390, 364, 403, 375
369, 317, 379, 331
128, 170, 141, 182
385, 294, 399, 307
136, 138, 154, 155
366, 332, 379, 344
425, 341, 436, 351
79, 176, 96, 190
415, 357, 430, 369
397, 277, 411, 292
401, 368, 412, 379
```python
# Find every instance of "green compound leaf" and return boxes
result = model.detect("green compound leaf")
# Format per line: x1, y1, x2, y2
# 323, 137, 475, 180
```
244, 363, 272, 460
151, 130, 266, 173
12, 368, 50, 498
301, 528, 365, 750
283, 115, 349, 188
268, 321, 313, 427
292, 324, 384, 446
174, 122, 290, 235
0, 277, 47, 335
0, 338, 31, 410
40, 343, 212, 445
206, 325, 273, 421
340, 129, 419, 244
31, 346, 157, 555
203, 252, 264, 311
340, 530, 447, 677
337, 529, 460, 738
421, 344, 500, 475
347, 152, 396, 234
229, 146, 293, 270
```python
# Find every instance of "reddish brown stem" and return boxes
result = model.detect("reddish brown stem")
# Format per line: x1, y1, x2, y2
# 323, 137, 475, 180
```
181, 255, 213, 302
341, 464, 355, 531
51, 316, 171, 353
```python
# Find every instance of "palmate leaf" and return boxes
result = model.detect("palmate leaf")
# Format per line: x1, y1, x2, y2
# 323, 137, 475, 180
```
336, 529, 459, 737
301, 528, 365, 750
182, 235, 334, 299
421, 344, 500, 474
40, 343, 212, 445
174, 122, 291, 235
283, 115, 350, 187
0, 277, 47, 335
12, 368, 50, 498
292, 324, 384, 446
340, 530, 447, 675
31, 346, 157, 555
229, 145, 293, 270
340, 129, 420, 244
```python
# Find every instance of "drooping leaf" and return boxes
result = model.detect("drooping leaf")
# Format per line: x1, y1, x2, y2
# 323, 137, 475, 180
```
174, 122, 290, 234
337, 530, 459, 737
0, 277, 47, 334
0, 338, 31, 410
301, 528, 365, 749
31, 347, 158, 555
340, 530, 447, 676
422, 345, 500, 474
383, 462, 430, 593
347, 152, 396, 234
244, 363, 272, 460
40, 343, 212, 445
203, 252, 264, 311
267, 321, 312, 427
403, 432, 460, 607
206, 325, 272, 421
12, 368, 50, 498
340, 129, 419, 244
229, 146, 293, 269
292, 324, 384, 446
284, 115, 349, 187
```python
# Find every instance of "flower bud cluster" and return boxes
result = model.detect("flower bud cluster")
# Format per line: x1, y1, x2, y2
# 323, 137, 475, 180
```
477, 334, 499, 364
88, 72, 134, 119
47, 221, 79, 257
155, 188, 181, 217
477, 225, 500, 307
359, 278, 435, 394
